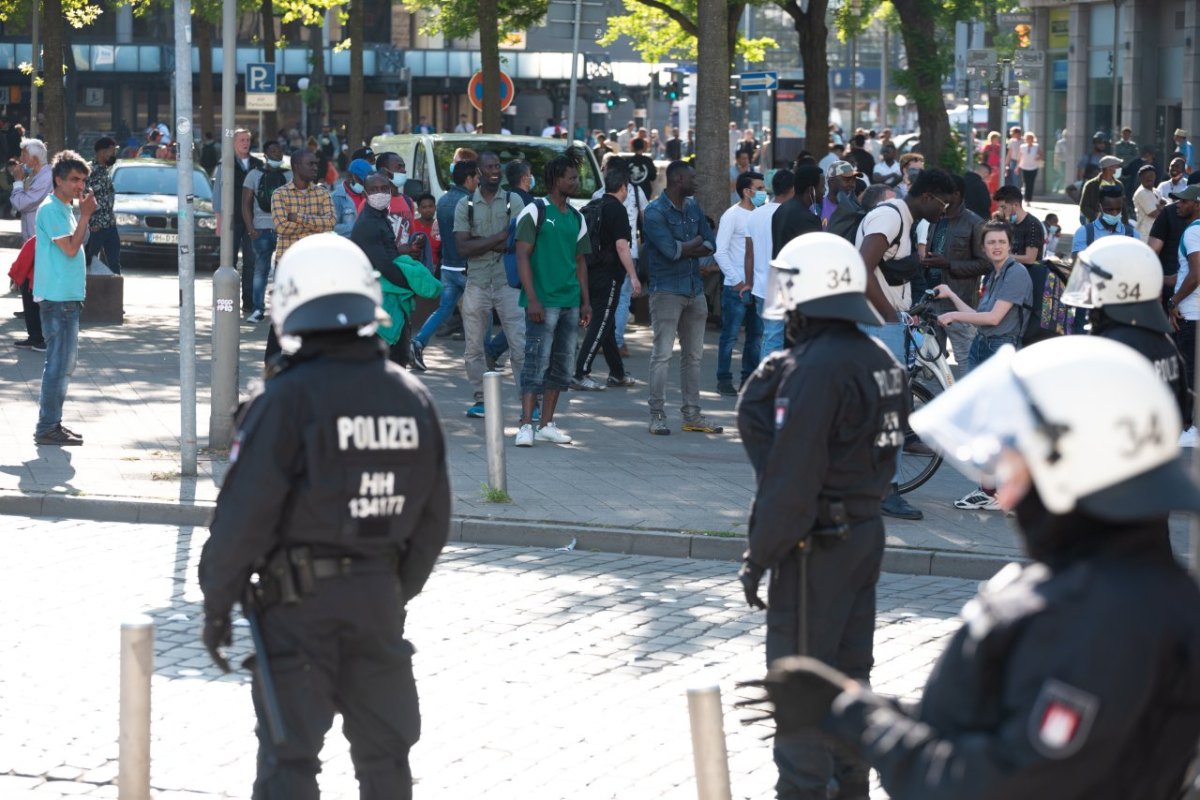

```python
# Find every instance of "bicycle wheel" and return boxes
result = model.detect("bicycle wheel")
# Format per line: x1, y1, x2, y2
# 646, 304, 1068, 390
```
897, 380, 943, 495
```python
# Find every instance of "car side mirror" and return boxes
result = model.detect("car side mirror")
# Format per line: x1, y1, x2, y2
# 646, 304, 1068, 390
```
403, 179, 426, 199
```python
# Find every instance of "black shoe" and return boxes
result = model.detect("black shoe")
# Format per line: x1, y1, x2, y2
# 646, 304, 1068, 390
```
34, 426, 84, 446
881, 485, 923, 520
14, 338, 47, 352
716, 381, 738, 396
58, 424, 83, 441
14, 310, 24, 319
411, 342, 427, 372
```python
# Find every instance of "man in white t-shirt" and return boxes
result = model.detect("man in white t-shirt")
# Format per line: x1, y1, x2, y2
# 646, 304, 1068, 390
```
746, 169, 794, 357
714, 171, 765, 395
871, 143, 902, 188
1133, 164, 1164, 242
1167, 185, 1200, 445
856, 168, 957, 521
1158, 158, 1189, 200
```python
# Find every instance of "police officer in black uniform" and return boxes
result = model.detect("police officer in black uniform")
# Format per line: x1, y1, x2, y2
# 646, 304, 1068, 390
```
1062, 235, 1191, 427
740, 336, 1200, 799
736, 232, 908, 800
199, 234, 451, 800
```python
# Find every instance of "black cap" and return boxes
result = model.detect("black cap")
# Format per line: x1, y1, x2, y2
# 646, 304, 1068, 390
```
351, 146, 374, 162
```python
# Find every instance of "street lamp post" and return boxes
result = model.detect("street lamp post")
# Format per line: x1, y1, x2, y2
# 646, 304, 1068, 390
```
849, 0, 862, 133
298, 77, 310, 138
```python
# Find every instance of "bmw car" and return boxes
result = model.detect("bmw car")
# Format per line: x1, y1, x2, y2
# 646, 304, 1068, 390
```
112, 159, 220, 269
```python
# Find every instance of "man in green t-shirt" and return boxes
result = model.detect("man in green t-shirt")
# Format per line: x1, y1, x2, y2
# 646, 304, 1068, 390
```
512, 153, 593, 447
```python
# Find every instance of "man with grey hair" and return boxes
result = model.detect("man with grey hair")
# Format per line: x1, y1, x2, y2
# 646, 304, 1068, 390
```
9, 137, 52, 351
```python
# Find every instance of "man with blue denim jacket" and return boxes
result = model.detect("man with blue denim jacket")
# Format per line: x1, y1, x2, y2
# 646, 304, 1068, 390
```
643, 161, 722, 435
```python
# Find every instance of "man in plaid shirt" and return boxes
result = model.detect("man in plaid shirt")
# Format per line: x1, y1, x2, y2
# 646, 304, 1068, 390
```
271, 150, 335, 256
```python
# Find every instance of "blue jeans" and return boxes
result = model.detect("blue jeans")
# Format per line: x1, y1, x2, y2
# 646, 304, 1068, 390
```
756, 296, 786, 356
36, 300, 82, 436
84, 226, 122, 274
414, 268, 465, 347
717, 285, 762, 383
860, 321, 909, 485
967, 332, 1019, 371
614, 274, 633, 347
521, 306, 579, 395
250, 229, 277, 314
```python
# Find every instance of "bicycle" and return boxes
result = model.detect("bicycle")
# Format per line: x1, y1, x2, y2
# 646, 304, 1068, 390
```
896, 293, 954, 494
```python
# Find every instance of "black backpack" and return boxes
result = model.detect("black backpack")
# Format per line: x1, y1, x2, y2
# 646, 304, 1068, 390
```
255, 168, 289, 213
580, 197, 611, 271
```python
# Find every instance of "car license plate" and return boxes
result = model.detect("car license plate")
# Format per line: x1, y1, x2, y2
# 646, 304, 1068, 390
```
148, 233, 178, 244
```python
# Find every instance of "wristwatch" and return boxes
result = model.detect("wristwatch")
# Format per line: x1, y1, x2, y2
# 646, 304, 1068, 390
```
1168, 298, 1177, 311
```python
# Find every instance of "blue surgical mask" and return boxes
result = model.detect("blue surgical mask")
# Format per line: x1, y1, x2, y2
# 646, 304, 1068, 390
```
350, 181, 364, 194
752, 190, 768, 207
1101, 212, 1121, 226
528, 176, 536, 190
266, 158, 283, 169
1009, 213, 1018, 224
391, 172, 407, 190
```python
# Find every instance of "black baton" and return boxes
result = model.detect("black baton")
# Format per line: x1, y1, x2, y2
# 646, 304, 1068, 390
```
243, 598, 289, 747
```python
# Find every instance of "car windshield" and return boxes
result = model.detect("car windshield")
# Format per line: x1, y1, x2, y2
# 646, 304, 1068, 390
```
430, 140, 600, 200
113, 165, 213, 200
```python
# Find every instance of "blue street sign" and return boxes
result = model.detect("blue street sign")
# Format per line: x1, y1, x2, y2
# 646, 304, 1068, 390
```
246, 63, 276, 94
739, 71, 779, 93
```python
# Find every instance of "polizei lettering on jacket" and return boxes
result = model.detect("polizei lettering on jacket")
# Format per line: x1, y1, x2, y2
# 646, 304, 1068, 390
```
337, 416, 420, 451
873, 367, 906, 397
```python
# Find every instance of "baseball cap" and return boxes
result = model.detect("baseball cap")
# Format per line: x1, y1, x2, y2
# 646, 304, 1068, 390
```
347, 159, 373, 181
826, 160, 859, 179
1168, 185, 1200, 202
1099, 155, 1123, 168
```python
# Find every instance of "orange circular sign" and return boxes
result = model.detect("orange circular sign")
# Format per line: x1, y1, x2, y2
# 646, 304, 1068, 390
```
467, 70, 515, 112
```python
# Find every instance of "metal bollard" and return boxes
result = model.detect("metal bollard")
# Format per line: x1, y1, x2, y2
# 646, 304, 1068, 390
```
118, 616, 154, 800
483, 370, 506, 492
208, 264, 241, 449
687, 683, 733, 800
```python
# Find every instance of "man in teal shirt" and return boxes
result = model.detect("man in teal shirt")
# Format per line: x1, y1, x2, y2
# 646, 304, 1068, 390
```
33, 150, 96, 446
512, 154, 592, 447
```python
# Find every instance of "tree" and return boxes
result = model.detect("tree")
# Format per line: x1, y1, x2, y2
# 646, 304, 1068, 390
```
695, 0, 730, 221
404, 0, 550, 134
347, 0, 364, 149
774, 0, 832, 155
599, 0, 777, 64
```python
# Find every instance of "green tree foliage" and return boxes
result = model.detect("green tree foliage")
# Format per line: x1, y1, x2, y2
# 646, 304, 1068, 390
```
598, 0, 777, 64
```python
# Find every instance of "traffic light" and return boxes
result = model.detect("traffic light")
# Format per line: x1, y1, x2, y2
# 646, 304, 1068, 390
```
664, 75, 683, 101
606, 94, 616, 109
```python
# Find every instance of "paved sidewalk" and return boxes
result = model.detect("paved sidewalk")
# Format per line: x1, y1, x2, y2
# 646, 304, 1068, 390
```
0, 516, 977, 799
0, 199, 1192, 578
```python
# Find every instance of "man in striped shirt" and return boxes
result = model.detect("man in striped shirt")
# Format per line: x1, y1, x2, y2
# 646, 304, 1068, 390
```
271, 150, 335, 256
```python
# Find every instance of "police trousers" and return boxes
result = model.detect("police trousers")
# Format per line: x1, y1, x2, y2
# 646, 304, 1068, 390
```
251, 571, 419, 800
765, 519, 884, 800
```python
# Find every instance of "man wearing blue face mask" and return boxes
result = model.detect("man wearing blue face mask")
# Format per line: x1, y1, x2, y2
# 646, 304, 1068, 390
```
714, 171, 765, 395
1071, 186, 1138, 257
330, 158, 372, 238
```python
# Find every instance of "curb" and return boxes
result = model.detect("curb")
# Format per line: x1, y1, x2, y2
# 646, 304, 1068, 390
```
0, 491, 1016, 580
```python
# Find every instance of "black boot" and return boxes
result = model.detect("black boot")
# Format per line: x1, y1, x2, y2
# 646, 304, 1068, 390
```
881, 484, 923, 520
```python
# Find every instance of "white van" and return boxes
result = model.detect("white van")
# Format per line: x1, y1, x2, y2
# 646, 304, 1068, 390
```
368, 133, 603, 208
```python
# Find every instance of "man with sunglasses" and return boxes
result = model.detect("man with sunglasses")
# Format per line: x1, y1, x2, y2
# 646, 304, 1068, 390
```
856, 168, 957, 520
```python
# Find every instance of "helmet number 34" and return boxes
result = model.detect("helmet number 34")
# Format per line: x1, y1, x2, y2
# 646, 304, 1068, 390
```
828, 268, 852, 289
1114, 282, 1141, 301
1116, 413, 1163, 457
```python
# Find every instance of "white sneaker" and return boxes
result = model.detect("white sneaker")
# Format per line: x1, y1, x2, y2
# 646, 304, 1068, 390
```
245, 309, 264, 323
954, 488, 1001, 510
535, 423, 573, 444
514, 424, 534, 447
1181, 427, 1198, 448
570, 376, 607, 391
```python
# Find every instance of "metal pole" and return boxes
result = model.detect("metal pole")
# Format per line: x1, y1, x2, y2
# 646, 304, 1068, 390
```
176, 0, 197, 477
687, 683, 732, 800
118, 616, 154, 800
29, 0, 39, 138
483, 371, 506, 493
1110, 0, 1122, 143
1192, 316, 1200, 580
566, 0, 584, 140
880, 26, 889, 130
209, 0, 240, 450
849, 35, 858, 134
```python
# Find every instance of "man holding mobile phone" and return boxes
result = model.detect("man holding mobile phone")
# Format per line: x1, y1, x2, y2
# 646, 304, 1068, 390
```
32, 150, 97, 446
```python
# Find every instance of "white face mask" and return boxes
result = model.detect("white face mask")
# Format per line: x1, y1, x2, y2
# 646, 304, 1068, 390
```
367, 192, 391, 211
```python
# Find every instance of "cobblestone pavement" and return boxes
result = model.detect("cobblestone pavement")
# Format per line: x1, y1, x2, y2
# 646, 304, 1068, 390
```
0, 517, 976, 799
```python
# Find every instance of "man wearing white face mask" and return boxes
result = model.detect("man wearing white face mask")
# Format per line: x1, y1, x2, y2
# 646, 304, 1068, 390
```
714, 170, 765, 395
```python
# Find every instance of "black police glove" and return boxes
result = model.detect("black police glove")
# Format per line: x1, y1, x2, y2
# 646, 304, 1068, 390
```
736, 656, 855, 737
738, 556, 767, 610
202, 611, 233, 673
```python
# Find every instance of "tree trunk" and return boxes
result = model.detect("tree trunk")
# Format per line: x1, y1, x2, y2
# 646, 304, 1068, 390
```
309, 25, 326, 137
260, 0, 276, 141
196, 17, 215, 144
891, 0, 953, 168
63, 20, 78, 150
348, 0, 364, 148
983, 12, 1003, 145
696, 0, 730, 221
478, 0, 501, 134
726, 1, 744, 64
793, 0, 831, 154
41, 0, 65, 152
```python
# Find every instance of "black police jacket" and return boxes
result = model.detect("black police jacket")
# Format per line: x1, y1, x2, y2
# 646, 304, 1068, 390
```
1095, 318, 1192, 429
199, 335, 451, 615
737, 321, 906, 568
824, 521, 1200, 799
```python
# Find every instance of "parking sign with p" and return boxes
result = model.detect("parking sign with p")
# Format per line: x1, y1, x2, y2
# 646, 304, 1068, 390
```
246, 63, 276, 111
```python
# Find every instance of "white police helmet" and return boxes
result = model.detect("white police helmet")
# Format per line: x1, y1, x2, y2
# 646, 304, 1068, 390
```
762, 232, 884, 325
271, 234, 388, 337
911, 336, 1200, 519
1062, 236, 1172, 333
